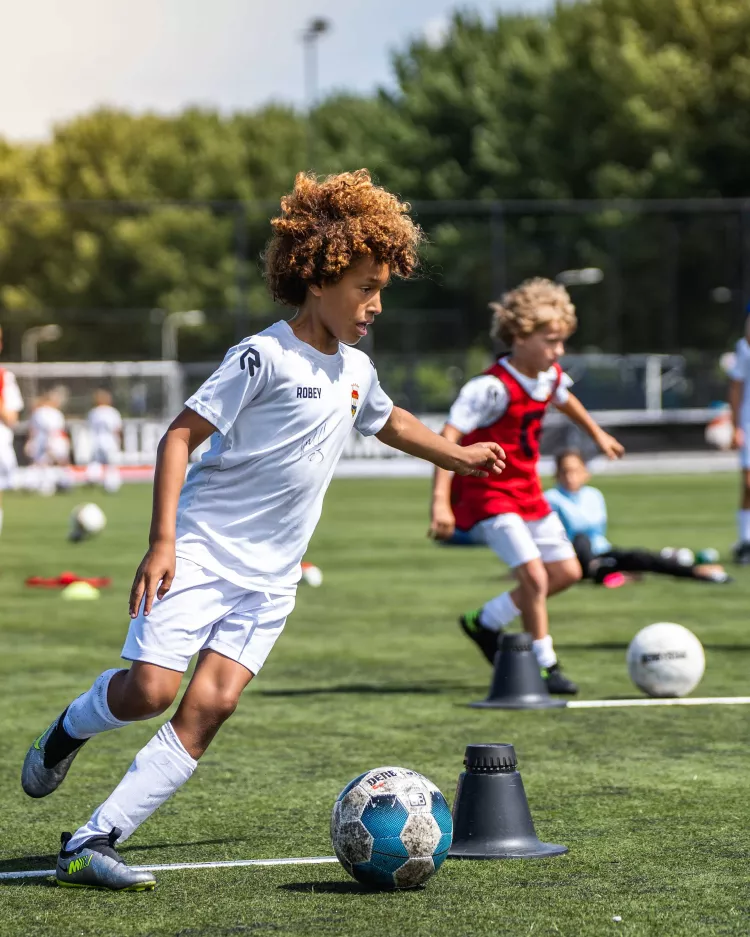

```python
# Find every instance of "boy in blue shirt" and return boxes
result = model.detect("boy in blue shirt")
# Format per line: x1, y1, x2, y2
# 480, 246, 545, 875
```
548, 450, 730, 585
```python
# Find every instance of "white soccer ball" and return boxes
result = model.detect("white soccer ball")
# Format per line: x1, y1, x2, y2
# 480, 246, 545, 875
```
704, 411, 733, 450
675, 548, 695, 567
301, 563, 323, 587
69, 503, 107, 542
626, 622, 705, 698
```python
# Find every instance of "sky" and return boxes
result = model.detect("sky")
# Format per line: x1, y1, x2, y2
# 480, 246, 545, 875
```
2, 0, 551, 141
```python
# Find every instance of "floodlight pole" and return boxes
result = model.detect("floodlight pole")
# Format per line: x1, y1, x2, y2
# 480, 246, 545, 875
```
21, 324, 62, 400
302, 17, 331, 170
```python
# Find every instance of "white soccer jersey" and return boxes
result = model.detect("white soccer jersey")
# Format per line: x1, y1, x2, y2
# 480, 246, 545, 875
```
729, 338, 750, 425
28, 405, 66, 462
88, 404, 123, 458
448, 358, 573, 434
0, 369, 23, 449
175, 320, 394, 593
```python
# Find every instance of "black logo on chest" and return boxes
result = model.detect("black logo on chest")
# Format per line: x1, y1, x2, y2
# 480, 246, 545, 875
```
296, 387, 322, 399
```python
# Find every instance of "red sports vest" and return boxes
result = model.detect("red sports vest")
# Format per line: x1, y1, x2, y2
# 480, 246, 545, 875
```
451, 359, 562, 527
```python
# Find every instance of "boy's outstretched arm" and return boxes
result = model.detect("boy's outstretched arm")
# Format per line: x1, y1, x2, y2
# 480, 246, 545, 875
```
129, 407, 217, 619
376, 407, 505, 477
554, 393, 624, 460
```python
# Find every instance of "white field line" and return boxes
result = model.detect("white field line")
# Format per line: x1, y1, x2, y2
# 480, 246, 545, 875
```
568, 696, 750, 709
0, 855, 340, 882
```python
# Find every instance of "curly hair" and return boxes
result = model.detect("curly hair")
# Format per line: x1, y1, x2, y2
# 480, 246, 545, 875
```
263, 169, 422, 306
489, 278, 577, 346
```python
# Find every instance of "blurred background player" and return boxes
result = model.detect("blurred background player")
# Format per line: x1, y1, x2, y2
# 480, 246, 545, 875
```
548, 450, 730, 585
0, 325, 23, 535
25, 385, 71, 495
727, 316, 750, 563
86, 389, 123, 493
429, 278, 624, 695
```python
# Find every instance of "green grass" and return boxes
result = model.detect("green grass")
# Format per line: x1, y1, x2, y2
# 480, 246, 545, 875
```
1, 476, 749, 937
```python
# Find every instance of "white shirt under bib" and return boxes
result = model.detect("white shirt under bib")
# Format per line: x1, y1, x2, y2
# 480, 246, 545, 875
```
176, 320, 394, 594
447, 358, 573, 434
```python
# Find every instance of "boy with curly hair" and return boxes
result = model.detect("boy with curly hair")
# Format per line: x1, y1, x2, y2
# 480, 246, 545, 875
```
430, 278, 623, 694
23, 170, 504, 891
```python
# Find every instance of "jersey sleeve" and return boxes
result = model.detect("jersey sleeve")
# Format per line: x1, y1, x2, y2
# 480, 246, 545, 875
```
185, 337, 272, 435
552, 372, 574, 405
354, 364, 394, 437
728, 339, 750, 381
447, 375, 509, 434
2, 372, 23, 413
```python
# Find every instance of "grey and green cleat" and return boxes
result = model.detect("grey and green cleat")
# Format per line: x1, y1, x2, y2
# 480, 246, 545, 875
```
459, 609, 501, 665
542, 663, 578, 696
56, 828, 156, 891
21, 710, 86, 799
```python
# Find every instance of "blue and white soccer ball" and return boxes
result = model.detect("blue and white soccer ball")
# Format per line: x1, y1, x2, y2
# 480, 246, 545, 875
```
331, 766, 453, 889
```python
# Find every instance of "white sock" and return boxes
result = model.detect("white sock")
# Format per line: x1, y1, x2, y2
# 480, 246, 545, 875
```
480, 592, 520, 632
738, 510, 750, 543
532, 635, 557, 670
63, 669, 130, 740
66, 722, 197, 850
0, 507, 4, 535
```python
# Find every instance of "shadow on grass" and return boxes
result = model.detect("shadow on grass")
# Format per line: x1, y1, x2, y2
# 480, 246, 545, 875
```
0, 877, 57, 889
280, 881, 412, 895
259, 682, 477, 698
557, 642, 750, 652
0, 838, 241, 886
120, 837, 244, 855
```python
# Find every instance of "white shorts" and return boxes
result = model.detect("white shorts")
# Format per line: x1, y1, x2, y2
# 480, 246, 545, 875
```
470, 511, 575, 568
90, 444, 119, 465
122, 557, 295, 675
0, 446, 18, 491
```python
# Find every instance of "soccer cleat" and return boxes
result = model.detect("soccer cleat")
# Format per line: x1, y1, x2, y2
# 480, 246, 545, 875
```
459, 609, 500, 664
56, 828, 156, 891
733, 542, 750, 565
21, 711, 86, 799
543, 664, 578, 696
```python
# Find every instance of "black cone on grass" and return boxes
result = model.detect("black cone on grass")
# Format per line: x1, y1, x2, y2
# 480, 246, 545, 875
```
471, 631, 566, 709
448, 743, 568, 859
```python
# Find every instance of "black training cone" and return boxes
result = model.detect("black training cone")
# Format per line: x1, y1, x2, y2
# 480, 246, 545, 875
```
471, 631, 566, 709
448, 743, 568, 859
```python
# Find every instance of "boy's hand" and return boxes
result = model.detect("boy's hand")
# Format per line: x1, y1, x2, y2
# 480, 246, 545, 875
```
595, 430, 624, 460
732, 426, 744, 450
129, 540, 176, 618
451, 442, 505, 477
429, 502, 456, 541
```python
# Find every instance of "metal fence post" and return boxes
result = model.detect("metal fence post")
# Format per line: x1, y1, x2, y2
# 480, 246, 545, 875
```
490, 205, 506, 300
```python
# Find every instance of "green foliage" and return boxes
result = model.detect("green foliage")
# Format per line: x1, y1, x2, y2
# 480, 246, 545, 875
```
2, 0, 750, 355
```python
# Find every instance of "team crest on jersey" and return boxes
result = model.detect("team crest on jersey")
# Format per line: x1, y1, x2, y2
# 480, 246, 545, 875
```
350, 384, 360, 417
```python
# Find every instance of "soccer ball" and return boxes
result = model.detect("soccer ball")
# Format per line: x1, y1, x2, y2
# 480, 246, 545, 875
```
331, 766, 453, 889
68, 503, 107, 542
627, 622, 705, 698
300, 561, 323, 587
704, 408, 733, 450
